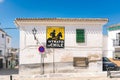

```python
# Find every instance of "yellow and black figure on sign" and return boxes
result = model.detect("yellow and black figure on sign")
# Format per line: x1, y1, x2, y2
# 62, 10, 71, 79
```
46, 27, 64, 48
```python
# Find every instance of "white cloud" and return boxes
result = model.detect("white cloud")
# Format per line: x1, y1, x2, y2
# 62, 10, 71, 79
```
0, 0, 4, 3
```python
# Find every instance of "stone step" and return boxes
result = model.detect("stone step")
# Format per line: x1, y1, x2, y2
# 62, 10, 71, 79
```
110, 71, 120, 78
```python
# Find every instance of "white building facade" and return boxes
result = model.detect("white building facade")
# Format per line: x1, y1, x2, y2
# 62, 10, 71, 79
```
0, 28, 11, 68
15, 18, 108, 75
107, 24, 120, 58
103, 35, 108, 57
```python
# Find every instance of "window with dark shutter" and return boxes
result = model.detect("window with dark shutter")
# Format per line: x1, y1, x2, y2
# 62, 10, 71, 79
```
0, 50, 2, 56
2, 34, 4, 38
76, 29, 85, 43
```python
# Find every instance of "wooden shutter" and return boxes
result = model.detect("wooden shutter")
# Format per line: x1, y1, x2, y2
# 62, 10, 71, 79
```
76, 29, 85, 43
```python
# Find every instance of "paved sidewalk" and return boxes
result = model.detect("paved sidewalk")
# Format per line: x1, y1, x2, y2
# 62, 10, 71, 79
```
1, 70, 120, 80
12, 72, 109, 80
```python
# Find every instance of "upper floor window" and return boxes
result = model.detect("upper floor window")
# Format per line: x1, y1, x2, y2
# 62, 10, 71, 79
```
2, 34, 4, 38
116, 33, 120, 40
7, 38, 10, 43
76, 29, 85, 43
0, 50, 2, 56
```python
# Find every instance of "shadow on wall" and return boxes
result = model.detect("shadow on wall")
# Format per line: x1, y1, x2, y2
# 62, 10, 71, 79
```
88, 53, 102, 62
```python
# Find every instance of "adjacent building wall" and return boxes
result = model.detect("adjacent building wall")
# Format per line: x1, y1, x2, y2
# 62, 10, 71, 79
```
0, 29, 11, 68
108, 30, 119, 58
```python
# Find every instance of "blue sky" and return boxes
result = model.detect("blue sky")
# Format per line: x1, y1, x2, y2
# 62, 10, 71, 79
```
0, 0, 120, 48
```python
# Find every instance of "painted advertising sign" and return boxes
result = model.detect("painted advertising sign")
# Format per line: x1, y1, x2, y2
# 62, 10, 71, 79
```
46, 27, 64, 48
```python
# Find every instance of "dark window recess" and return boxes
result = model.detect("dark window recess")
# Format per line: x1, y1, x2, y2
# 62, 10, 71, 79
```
0, 50, 2, 56
113, 33, 120, 46
9, 61, 10, 65
7, 38, 9, 43
0, 59, 3, 68
2, 34, 4, 38
76, 29, 85, 43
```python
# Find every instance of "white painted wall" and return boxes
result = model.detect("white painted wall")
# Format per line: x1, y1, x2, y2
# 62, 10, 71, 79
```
19, 24, 103, 64
6, 36, 11, 48
103, 35, 108, 57
0, 31, 6, 56
6, 36, 11, 56
0, 31, 11, 55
